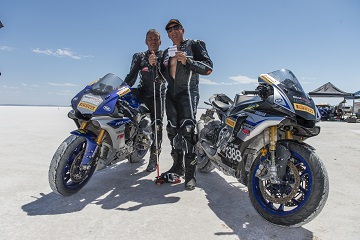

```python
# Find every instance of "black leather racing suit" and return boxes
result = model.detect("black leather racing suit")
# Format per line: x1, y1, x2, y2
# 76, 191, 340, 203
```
124, 50, 166, 157
160, 39, 213, 181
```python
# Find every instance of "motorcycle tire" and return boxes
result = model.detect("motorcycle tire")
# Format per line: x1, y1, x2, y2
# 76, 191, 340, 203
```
48, 135, 97, 196
128, 144, 148, 163
248, 141, 329, 227
196, 144, 215, 173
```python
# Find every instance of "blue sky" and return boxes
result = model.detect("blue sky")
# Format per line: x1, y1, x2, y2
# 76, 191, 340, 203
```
1, 0, 359, 107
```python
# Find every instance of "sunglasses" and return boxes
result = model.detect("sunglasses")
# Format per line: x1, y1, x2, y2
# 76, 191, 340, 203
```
166, 25, 181, 33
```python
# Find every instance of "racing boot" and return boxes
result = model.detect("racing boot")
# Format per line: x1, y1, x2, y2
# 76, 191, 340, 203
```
184, 153, 197, 190
164, 149, 184, 176
147, 123, 163, 172
146, 148, 160, 172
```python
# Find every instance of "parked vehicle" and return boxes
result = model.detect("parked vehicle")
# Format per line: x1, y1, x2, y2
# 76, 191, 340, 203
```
196, 69, 329, 227
48, 73, 152, 196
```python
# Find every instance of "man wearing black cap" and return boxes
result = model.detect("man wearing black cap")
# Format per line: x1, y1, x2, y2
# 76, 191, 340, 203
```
150, 19, 213, 190
124, 29, 166, 172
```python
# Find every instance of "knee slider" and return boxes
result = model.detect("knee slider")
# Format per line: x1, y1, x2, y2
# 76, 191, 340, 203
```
180, 124, 194, 136
180, 124, 197, 146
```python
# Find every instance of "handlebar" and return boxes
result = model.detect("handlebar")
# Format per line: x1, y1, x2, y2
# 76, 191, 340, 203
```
241, 90, 259, 95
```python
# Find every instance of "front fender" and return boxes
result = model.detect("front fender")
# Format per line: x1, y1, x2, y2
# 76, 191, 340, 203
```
71, 130, 98, 165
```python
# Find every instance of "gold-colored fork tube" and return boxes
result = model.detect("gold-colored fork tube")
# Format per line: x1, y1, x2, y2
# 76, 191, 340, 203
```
96, 129, 106, 145
80, 121, 89, 130
269, 126, 277, 151
285, 130, 293, 140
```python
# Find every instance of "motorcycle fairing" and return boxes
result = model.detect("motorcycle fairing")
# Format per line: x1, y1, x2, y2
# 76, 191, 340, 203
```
273, 87, 295, 113
77, 93, 105, 114
259, 74, 295, 114
71, 85, 92, 111
92, 91, 119, 116
237, 113, 285, 142
107, 118, 131, 129
91, 116, 128, 150
71, 129, 98, 166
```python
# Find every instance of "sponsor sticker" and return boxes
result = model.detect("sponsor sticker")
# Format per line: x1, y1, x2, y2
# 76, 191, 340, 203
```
259, 74, 276, 85
87, 79, 99, 86
294, 103, 315, 115
117, 87, 130, 97
226, 118, 236, 128
103, 106, 111, 112
293, 95, 311, 104
81, 94, 103, 106
242, 128, 250, 135
78, 102, 97, 111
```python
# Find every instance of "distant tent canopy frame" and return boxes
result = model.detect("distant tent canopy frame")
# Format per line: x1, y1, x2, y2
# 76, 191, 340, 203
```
308, 82, 352, 98
309, 82, 359, 114
345, 90, 360, 100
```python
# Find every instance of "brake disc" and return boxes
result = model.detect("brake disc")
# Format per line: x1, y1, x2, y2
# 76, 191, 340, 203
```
259, 161, 301, 204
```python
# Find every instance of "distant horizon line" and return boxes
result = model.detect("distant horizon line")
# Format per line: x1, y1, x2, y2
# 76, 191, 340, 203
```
0, 104, 70, 107
0, 104, 208, 109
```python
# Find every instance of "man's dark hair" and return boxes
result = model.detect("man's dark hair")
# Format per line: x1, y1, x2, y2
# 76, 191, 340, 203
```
146, 29, 160, 40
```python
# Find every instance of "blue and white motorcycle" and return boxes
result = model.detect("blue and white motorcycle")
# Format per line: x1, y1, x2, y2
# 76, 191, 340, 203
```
48, 73, 152, 196
196, 69, 329, 227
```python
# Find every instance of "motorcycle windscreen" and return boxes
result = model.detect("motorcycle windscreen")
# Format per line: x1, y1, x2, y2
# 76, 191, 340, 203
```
77, 73, 127, 115
267, 69, 317, 121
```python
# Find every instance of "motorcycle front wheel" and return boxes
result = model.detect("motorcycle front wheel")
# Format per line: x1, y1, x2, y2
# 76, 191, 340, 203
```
248, 142, 329, 227
48, 135, 97, 196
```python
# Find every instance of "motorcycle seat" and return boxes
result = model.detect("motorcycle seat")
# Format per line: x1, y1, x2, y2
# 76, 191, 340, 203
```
212, 100, 231, 112
233, 94, 261, 106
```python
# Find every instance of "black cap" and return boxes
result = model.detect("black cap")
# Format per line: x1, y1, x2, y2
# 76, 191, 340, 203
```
165, 19, 182, 30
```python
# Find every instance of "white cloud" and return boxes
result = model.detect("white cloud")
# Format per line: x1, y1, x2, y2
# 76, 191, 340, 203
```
301, 76, 317, 85
1, 85, 19, 89
199, 78, 219, 85
0, 46, 15, 51
48, 90, 75, 96
57, 90, 75, 96
33, 48, 92, 60
200, 78, 242, 86
200, 76, 258, 86
48, 82, 79, 87
229, 75, 258, 84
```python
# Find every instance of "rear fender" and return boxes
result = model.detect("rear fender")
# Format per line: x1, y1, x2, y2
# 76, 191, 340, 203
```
71, 130, 98, 166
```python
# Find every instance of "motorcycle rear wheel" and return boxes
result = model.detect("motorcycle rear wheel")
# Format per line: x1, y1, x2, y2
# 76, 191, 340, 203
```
48, 135, 97, 196
248, 142, 329, 227
128, 142, 149, 163
195, 144, 215, 173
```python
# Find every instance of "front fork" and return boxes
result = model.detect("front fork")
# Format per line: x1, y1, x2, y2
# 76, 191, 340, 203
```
256, 126, 293, 184
71, 121, 107, 170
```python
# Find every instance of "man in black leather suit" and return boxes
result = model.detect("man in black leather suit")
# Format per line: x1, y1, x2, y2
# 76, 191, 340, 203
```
124, 29, 166, 172
151, 19, 213, 190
